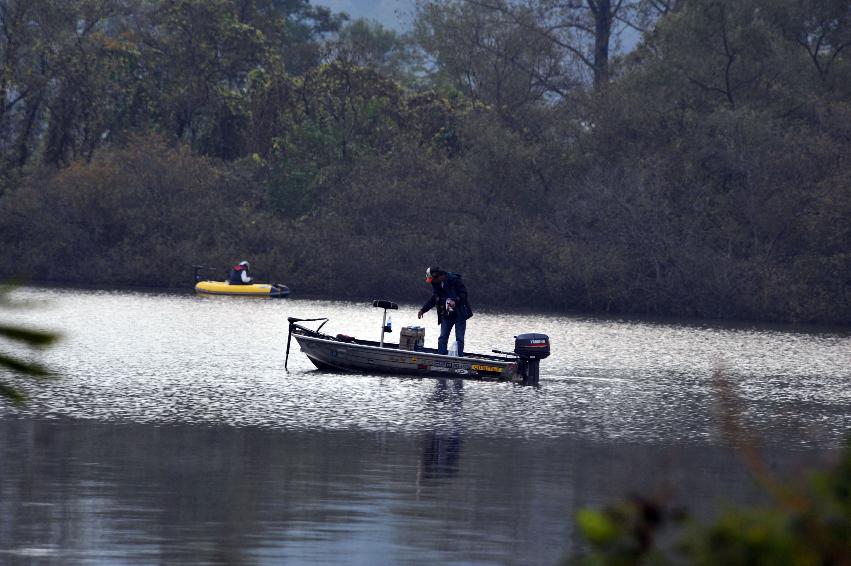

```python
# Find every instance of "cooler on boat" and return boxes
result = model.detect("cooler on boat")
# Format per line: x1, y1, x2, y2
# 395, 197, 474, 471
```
399, 326, 425, 351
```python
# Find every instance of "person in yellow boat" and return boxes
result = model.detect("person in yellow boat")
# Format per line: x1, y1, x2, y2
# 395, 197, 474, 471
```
228, 260, 253, 285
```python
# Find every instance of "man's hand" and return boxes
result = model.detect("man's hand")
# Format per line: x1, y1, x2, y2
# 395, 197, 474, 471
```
417, 310, 424, 319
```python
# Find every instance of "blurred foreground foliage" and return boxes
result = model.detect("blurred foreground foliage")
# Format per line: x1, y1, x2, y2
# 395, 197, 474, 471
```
0, 0, 849, 323
0, 287, 59, 404
571, 439, 851, 565
570, 372, 851, 564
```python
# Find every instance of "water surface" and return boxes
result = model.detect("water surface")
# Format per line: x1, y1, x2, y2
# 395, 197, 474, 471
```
1, 288, 849, 564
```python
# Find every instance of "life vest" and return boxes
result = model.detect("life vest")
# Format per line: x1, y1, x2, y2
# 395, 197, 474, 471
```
228, 264, 249, 285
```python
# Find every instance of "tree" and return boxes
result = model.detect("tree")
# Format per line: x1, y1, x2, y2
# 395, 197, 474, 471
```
0, 0, 347, 173
329, 18, 417, 84
415, 0, 573, 119
248, 59, 468, 217
416, 0, 649, 92
770, 0, 851, 90
526, 0, 629, 87
562, 0, 851, 321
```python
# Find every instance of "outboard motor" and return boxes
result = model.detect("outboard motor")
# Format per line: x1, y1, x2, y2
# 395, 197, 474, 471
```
514, 333, 550, 386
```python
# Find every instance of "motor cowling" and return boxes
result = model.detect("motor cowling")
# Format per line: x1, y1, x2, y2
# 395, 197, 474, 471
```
513, 333, 550, 386
514, 333, 550, 359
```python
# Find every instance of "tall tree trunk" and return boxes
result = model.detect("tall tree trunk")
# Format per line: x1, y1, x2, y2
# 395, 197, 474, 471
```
15, 95, 42, 168
590, 0, 612, 88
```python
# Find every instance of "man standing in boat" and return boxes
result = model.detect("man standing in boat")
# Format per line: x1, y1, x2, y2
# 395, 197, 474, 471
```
417, 267, 473, 356
228, 260, 253, 285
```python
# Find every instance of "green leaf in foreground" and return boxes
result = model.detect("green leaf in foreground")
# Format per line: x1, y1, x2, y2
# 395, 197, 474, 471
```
1, 286, 59, 403
569, 438, 851, 565
0, 324, 59, 347
0, 383, 26, 405
0, 352, 50, 377
577, 509, 618, 544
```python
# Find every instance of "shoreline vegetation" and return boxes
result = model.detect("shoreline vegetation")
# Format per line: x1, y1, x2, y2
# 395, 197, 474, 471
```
1, 0, 849, 326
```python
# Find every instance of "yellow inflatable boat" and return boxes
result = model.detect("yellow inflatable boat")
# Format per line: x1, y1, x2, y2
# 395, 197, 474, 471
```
194, 280, 291, 298
192, 265, 291, 298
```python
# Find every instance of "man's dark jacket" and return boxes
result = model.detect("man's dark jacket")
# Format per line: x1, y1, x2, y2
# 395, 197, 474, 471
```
228, 265, 251, 285
420, 272, 473, 324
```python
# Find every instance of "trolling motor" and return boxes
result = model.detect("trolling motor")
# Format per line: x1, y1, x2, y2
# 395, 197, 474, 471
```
193, 265, 220, 283
285, 316, 329, 370
372, 299, 398, 347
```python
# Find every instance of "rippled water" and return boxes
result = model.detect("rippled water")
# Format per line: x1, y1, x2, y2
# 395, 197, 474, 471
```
1, 287, 849, 564
3, 287, 849, 442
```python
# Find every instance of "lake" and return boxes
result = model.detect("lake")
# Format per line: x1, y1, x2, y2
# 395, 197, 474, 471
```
1, 287, 849, 564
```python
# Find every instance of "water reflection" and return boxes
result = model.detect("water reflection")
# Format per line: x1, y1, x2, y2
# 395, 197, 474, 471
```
418, 380, 465, 488
4, 416, 826, 565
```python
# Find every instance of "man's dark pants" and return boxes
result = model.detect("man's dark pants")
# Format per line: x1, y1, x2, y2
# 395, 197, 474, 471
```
438, 315, 466, 356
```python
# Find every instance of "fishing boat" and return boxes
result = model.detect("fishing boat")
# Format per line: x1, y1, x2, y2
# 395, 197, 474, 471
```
285, 300, 550, 385
195, 280, 291, 298
193, 265, 291, 298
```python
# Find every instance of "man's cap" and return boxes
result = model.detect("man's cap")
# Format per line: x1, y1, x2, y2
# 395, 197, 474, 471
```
425, 266, 443, 283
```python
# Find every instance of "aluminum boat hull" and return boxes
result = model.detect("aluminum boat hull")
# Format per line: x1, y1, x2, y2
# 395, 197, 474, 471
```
293, 334, 520, 382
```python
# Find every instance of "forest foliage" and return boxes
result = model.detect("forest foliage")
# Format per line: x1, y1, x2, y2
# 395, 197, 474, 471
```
0, 0, 849, 324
